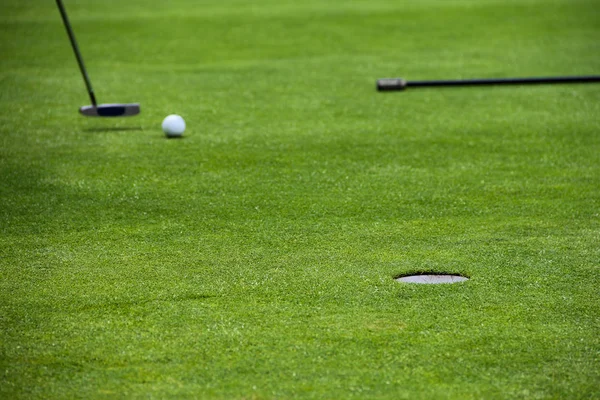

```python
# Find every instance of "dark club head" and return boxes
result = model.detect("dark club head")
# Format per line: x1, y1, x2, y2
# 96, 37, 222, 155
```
377, 78, 407, 91
79, 103, 141, 117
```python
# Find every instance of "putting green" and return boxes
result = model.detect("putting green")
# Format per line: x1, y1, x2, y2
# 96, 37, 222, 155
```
1, 0, 599, 398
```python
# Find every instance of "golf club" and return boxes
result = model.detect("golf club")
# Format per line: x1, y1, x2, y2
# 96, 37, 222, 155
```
377, 75, 600, 92
56, 0, 140, 117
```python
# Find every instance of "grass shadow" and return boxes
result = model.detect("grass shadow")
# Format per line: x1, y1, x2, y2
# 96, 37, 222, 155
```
84, 126, 144, 133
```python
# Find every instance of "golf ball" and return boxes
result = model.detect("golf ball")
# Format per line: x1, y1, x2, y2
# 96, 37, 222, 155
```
162, 114, 186, 137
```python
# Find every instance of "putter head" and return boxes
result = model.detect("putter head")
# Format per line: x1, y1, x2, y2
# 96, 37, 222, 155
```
80, 103, 140, 117
376, 78, 407, 91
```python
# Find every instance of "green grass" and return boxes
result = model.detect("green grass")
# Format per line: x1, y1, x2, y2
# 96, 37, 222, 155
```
1, 0, 599, 398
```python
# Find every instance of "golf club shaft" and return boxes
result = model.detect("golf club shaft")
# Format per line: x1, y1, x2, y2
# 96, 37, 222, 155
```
377, 76, 600, 91
56, 0, 97, 106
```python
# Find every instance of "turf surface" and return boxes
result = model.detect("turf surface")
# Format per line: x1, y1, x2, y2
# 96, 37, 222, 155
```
1, 0, 599, 398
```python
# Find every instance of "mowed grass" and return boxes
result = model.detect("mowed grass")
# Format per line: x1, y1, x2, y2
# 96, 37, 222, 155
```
1, 0, 599, 398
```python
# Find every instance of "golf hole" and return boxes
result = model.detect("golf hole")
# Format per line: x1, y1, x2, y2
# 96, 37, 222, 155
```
395, 274, 469, 284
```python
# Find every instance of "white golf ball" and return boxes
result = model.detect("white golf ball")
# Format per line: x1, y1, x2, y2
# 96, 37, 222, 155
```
162, 114, 186, 137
